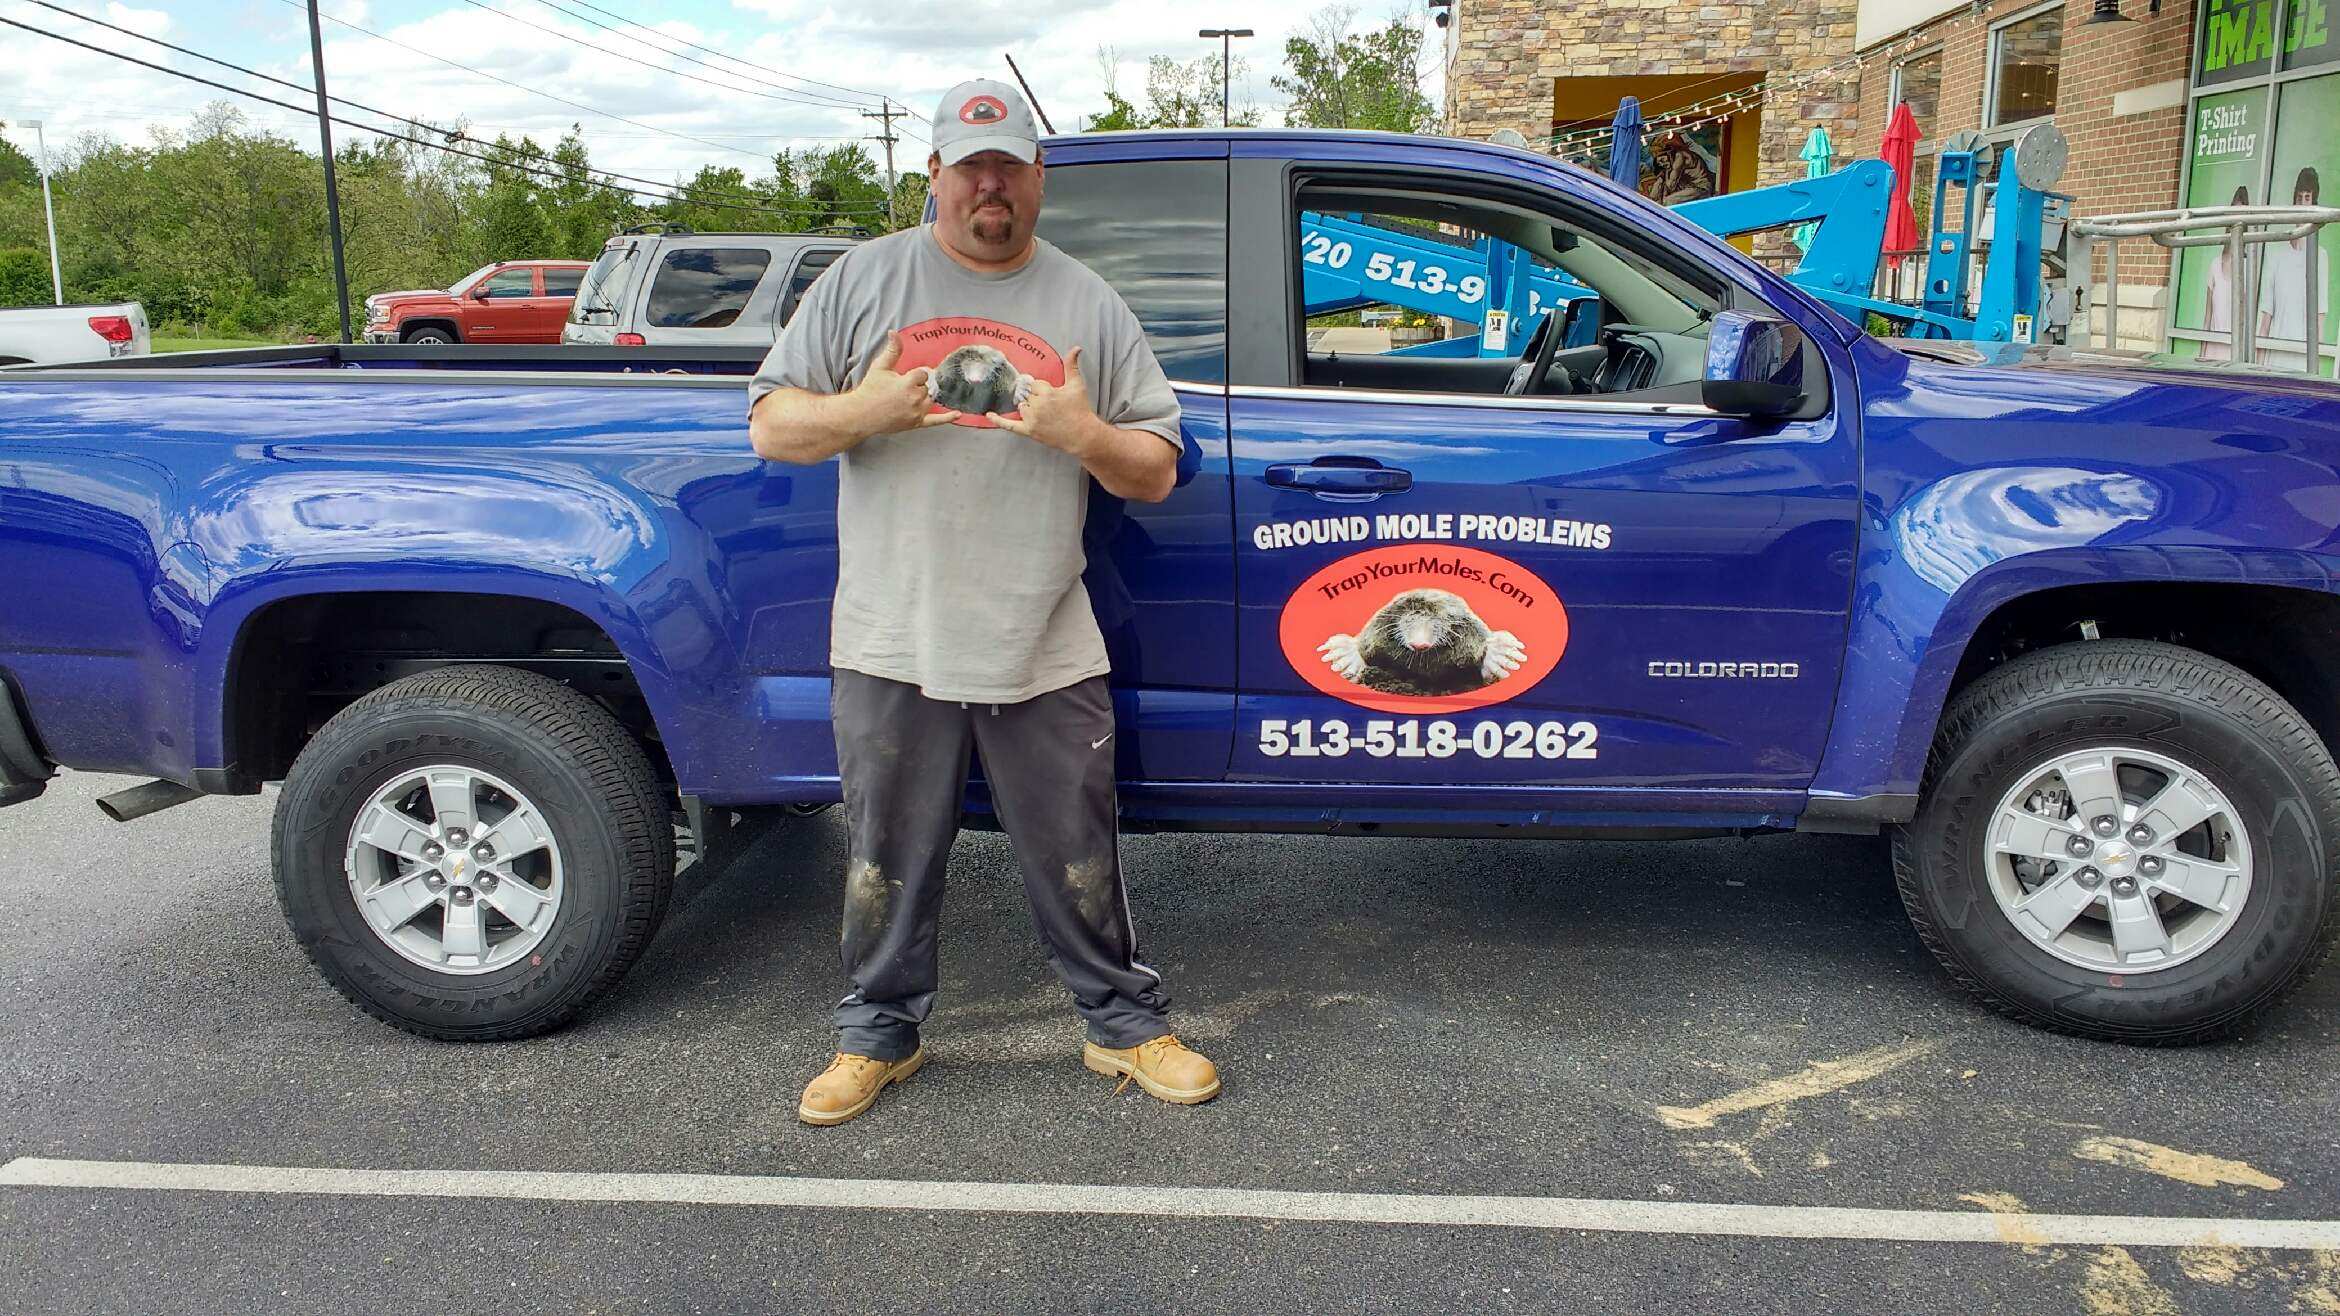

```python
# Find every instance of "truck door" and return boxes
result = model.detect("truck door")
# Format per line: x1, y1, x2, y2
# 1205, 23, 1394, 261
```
1035, 150, 1236, 783
1223, 154, 1858, 811
536, 266, 584, 340
467, 266, 539, 343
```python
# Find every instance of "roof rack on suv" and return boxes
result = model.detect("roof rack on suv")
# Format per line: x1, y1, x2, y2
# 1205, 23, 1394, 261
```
805, 224, 874, 238
620, 222, 695, 236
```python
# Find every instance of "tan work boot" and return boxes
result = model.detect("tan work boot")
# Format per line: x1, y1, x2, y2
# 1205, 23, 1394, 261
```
797, 1047, 927, 1126
1083, 1034, 1221, 1105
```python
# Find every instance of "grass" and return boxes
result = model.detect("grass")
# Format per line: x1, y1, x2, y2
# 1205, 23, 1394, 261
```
153, 335, 276, 354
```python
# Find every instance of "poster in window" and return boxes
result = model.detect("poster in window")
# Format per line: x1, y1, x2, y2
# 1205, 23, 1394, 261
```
2196, 0, 2278, 86
2258, 73, 2339, 374
2170, 88, 2268, 358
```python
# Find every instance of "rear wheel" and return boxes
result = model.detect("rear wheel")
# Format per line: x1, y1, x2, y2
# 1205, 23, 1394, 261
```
1893, 640, 2340, 1043
272, 665, 673, 1040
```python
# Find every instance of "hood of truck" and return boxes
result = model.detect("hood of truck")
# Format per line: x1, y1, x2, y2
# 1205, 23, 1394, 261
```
367, 291, 461, 315
1888, 338, 2340, 399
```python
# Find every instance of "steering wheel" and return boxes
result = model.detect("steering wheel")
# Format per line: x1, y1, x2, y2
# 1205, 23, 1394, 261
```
1504, 311, 1564, 396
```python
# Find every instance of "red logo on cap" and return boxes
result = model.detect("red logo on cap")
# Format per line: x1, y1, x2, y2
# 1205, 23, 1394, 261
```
960, 95, 1009, 125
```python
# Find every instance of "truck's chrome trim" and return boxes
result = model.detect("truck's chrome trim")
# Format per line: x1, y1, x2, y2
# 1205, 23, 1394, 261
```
1221, 382, 1721, 417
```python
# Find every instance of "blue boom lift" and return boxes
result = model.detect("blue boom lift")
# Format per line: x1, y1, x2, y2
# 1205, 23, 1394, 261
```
1299, 121, 2073, 352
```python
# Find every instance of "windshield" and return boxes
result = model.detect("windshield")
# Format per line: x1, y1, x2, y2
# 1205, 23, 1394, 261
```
571, 246, 640, 322
447, 263, 500, 296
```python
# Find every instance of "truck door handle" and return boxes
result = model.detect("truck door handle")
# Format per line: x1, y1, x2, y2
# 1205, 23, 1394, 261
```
1264, 458, 1412, 497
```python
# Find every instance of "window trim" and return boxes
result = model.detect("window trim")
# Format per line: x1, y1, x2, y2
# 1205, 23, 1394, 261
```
775, 245, 846, 328
1982, 1, 2065, 133
1889, 44, 1943, 122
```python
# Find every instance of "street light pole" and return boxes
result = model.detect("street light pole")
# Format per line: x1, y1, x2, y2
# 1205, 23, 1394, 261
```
1197, 29, 1253, 128
24, 120, 61, 305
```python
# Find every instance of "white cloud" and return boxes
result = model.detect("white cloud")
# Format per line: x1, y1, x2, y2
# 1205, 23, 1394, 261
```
0, 0, 1448, 220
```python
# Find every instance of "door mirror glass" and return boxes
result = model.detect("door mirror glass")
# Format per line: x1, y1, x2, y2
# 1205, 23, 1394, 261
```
1560, 296, 1606, 349
1702, 310, 1808, 416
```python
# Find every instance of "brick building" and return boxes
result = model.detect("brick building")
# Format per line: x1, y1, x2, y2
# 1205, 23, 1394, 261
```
1838, 0, 2194, 349
1443, 0, 2334, 365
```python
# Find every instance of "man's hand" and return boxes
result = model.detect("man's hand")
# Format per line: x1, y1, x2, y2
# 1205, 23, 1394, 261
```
988, 345, 1103, 454
851, 331, 960, 434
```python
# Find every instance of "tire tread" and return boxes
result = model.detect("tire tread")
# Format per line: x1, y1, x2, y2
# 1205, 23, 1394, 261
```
271, 664, 674, 1042
1893, 639, 2340, 1044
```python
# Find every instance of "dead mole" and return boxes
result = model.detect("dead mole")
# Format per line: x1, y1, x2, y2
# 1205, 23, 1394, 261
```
1318, 588, 1527, 697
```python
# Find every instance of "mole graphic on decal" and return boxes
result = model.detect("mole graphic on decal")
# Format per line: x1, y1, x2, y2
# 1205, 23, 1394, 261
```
1317, 588, 1527, 697
926, 343, 1034, 417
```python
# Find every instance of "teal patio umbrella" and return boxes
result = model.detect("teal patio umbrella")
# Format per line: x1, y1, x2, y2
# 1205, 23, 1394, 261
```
1792, 126, 1833, 252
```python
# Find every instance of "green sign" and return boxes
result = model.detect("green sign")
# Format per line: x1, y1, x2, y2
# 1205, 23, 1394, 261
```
2198, 0, 2337, 84
2173, 89, 2268, 339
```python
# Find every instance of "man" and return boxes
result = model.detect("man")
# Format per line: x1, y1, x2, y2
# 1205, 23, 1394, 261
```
746, 79, 1220, 1126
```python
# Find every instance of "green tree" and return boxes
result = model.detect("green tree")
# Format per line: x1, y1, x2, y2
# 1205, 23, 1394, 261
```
1274, 7, 1437, 134
1086, 48, 1258, 130
0, 127, 37, 189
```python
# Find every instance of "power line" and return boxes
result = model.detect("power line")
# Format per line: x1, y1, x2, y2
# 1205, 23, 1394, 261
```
0, 12, 887, 220
19, 0, 884, 216
269, 0, 773, 162
453, 0, 870, 112
513, 0, 876, 111
552, 0, 896, 108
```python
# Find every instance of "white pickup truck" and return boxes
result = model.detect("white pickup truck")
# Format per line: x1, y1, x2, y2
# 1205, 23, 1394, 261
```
0, 302, 150, 366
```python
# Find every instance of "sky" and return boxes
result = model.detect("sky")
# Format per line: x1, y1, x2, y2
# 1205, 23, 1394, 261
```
0, 0, 1445, 198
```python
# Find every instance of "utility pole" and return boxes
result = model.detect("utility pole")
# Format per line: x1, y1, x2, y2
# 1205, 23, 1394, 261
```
306, 0, 352, 344
862, 99, 902, 229
23, 120, 60, 305
1003, 53, 1056, 134
1197, 29, 1253, 128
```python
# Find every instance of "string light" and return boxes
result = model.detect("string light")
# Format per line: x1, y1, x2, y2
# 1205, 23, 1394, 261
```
1525, 18, 1956, 156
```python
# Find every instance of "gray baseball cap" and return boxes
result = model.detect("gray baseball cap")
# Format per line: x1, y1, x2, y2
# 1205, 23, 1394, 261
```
932, 79, 1040, 166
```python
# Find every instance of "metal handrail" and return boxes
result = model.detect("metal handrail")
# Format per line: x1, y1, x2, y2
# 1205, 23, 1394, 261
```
2068, 204, 2340, 373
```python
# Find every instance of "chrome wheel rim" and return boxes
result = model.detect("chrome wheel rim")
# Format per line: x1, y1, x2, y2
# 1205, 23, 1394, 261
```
343, 765, 564, 976
1985, 745, 2251, 974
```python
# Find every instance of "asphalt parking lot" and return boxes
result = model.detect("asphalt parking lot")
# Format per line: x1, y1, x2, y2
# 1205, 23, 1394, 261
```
5, 769, 2339, 1315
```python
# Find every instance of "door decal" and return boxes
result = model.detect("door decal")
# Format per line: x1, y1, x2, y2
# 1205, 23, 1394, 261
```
1278, 544, 1569, 714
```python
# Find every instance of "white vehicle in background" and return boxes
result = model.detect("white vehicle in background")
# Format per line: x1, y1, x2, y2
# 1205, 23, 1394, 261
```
0, 302, 150, 366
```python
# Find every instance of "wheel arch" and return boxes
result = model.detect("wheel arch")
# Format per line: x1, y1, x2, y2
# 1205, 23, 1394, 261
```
203, 571, 688, 791
1812, 546, 2340, 805
398, 320, 462, 342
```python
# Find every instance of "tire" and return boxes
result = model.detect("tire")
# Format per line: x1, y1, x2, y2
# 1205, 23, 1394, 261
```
272, 664, 674, 1041
402, 327, 456, 344
1893, 639, 2340, 1044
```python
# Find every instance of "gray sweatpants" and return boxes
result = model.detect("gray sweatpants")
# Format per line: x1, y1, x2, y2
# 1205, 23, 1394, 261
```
829, 667, 1171, 1061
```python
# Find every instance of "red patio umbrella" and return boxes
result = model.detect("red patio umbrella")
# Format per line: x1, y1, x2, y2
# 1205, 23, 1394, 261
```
1881, 102, 1923, 270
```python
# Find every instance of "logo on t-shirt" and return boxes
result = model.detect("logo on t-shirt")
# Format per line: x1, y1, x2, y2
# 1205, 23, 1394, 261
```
893, 315, 1065, 428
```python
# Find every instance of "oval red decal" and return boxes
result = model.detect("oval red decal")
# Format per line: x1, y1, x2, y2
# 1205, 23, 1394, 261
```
1278, 544, 1569, 714
959, 95, 1009, 125
890, 315, 1063, 429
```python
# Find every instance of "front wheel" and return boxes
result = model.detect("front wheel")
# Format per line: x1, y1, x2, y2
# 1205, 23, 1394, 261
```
402, 327, 456, 344
272, 665, 674, 1040
1894, 640, 2340, 1044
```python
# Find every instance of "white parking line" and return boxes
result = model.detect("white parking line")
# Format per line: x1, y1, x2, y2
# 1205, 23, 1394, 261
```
6, 1156, 2339, 1251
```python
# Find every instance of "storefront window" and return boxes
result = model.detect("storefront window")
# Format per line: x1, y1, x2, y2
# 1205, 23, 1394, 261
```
1989, 7, 2064, 126
2174, 0, 2339, 374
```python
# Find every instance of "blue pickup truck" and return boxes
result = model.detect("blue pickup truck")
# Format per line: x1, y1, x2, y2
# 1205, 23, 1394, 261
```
4, 129, 2337, 1047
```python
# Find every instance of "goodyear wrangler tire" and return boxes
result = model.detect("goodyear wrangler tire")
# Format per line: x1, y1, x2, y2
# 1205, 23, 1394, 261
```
272, 665, 673, 1041
1893, 640, 2340, 1044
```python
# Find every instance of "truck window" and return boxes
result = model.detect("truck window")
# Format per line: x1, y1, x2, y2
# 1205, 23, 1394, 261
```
645, 247, 775, 330
478, 268, 537, 299
542, 268, 584, 297
1036, 159, 1227, 384
776, 247, 843, 327
1291, 183, 1718, 399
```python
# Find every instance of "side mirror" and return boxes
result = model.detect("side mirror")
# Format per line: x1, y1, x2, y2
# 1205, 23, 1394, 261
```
1702, 310, 1808, 418
470, 287, 491, 301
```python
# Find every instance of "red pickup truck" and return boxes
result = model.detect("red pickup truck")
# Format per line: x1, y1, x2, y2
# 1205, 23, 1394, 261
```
362, 260, 590, 345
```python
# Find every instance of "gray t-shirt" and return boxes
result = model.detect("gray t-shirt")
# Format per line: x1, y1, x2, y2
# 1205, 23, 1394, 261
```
747, 226, 1181, 704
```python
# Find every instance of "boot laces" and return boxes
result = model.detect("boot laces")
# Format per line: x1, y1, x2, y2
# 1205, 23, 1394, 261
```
1113, 1035, 1186, 1095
